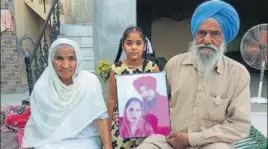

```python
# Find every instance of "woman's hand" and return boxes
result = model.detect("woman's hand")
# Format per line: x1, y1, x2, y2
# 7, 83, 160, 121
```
103, 145, 113, 149
113, 112, 119, 125
103, 143, 113, 149
98, 119, 112, 149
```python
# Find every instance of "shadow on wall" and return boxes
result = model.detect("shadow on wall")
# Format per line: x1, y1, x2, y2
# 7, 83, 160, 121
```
151, 18, 192, 60
151, 18, 245, 60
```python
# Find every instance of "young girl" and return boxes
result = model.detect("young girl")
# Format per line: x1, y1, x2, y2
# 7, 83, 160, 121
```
107, 26, 159, 148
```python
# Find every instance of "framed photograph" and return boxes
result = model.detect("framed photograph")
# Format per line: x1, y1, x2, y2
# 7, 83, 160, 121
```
116, 72, 171, 139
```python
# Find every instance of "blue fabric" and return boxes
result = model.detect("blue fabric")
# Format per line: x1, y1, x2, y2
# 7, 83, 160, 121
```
191, 0, 240, 43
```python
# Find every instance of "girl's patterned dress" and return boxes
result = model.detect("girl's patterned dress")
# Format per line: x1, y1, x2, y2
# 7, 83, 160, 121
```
110, 60, 157, 149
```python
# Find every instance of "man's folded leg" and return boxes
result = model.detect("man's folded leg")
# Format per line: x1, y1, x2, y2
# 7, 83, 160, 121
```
199, 142, 234, 149
186, 142, 233, 149
136, 134, 174, 149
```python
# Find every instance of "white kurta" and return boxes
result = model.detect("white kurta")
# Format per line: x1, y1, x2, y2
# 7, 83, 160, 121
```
35, 112, 108, 149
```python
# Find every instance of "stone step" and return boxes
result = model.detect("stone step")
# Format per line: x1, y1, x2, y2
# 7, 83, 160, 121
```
60, 24, 93, 37
57, 35, 93, 48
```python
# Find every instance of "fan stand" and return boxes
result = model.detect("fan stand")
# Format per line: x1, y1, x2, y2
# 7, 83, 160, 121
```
251, 53, 267, 104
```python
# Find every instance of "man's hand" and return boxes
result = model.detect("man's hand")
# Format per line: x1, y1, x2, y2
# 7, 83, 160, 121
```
166, 132, 189, 149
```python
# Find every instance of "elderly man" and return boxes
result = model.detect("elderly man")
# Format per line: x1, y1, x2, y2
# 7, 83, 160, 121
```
136, 0, 251, 149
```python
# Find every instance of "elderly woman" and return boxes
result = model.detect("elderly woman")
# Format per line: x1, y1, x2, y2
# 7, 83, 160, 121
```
22, 38, 112, 149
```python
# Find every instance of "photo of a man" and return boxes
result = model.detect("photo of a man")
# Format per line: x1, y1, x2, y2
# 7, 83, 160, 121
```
133, 75, 170, 135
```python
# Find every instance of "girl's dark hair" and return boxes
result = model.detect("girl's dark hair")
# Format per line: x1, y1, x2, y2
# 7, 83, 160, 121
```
114, 26, 149, 71
155, 57, 167, 71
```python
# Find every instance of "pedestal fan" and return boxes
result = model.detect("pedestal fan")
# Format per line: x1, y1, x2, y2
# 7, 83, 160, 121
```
240, 23, 267, 104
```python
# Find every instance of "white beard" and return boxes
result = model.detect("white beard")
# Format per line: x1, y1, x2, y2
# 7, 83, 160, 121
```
189, 41, 226, 80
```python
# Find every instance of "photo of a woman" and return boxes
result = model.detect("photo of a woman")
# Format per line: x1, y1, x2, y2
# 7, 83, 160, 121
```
119, 97, 154, 138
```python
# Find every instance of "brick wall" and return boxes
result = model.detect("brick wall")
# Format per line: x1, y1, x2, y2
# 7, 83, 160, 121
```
1, 0, 27, 94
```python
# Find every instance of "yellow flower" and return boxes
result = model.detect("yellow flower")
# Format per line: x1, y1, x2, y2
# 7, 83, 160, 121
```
97, 60, 111, 82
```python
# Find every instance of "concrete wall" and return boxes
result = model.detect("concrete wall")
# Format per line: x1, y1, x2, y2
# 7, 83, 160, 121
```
24, 0, 73, 23
151, 17, 242, 60
24, 0, 52, 20
93, 0, 136, 98
93, 0, 136, 64
151, 18, 192, 60
14, 0, 41, 40
66, 0, 93, 23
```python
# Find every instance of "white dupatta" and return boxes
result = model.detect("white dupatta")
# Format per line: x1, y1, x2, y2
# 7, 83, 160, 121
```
22, 38, 107, 148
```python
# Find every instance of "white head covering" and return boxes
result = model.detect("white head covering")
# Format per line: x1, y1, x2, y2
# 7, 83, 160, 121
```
22, 38, 107, 148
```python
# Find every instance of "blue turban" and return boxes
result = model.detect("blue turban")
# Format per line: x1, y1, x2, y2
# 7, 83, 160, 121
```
191, 0, 240, 43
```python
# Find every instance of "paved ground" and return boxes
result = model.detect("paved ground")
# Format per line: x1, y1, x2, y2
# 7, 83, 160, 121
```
1, 91, 29, 106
